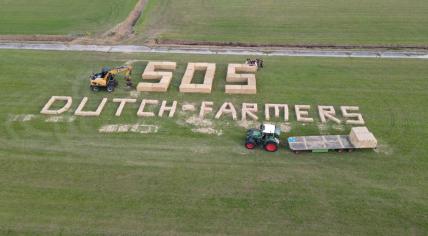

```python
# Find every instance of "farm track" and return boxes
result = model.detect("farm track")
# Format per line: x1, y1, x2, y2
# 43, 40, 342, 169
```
1, 42, 428, 59
1, 0, 427, 59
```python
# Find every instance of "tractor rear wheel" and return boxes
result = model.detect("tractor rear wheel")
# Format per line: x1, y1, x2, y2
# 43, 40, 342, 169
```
264, 142, 278, 152
245, 140, 256, 150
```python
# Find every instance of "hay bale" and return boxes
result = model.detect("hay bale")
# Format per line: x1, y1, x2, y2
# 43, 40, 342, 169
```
265, 104, 289, 121
341, 106, 365, 125
113, 98, 137, 116
215, 102, 237, 120
242, 103, 258, 121
318, 105, 341, 124
179, 63, 215, 93
74, 97, 108, 116
137, 99, 159, 117
225, 63, 257, 94
199, 101, 213, 119
349, 127, 377, 148
40, 96, 72, 115
295, 105, 314, 122
158, 100, 177, 118
137, 61, 176, 92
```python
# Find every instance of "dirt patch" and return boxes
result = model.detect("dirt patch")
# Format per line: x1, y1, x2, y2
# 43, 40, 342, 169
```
280, 123, 292, 133
0, 35, 76, 42
192, 127, 223, 136
185, 116, 212, 127
318, 123, 328, 134
105, 0, 148, 39
74, 0, 148, 44
180, 115, 223, 136
237, 120, 258, 129
9, 114, 36, 122
318, 123, 345, 134
99, 124, 158, 134
332, 124, 345, 131
45, 116, 76, 123
181, 103, 197, 112
374, 141, 394, 156
129, 91, 140, 98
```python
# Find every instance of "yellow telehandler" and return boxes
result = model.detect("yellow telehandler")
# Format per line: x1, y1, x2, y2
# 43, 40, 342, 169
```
90, 65, 133, 92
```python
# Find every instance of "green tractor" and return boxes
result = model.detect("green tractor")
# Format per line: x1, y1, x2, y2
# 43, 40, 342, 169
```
245, 124, 281, 152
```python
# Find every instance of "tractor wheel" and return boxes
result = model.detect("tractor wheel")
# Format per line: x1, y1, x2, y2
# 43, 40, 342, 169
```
264, 142, 278, 152
91, 86, 99, 92
107, 85, 115, 93
126, 80, 133, 89
245, 141, 256, 150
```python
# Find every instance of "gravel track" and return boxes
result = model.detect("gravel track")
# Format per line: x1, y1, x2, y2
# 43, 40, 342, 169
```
1, 42, 427, 59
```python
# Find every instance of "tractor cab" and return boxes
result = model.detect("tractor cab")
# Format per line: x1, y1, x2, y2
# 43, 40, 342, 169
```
245, 123, 281, 152
260, 124, 280, 137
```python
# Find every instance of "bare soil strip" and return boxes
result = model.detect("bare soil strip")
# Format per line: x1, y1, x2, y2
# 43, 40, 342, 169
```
104, 0, 148, 40
156, 39, 428, 51
73, 0, 148, 44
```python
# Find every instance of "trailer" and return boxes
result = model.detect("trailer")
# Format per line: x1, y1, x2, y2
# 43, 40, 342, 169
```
287, 127, 378, 153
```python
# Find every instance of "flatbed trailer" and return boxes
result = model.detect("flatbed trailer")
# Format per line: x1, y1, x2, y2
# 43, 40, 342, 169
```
288, 135, 359, 153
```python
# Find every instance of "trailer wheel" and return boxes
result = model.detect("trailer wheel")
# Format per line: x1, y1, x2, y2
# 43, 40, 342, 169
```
347, 148, 355, 153
264, 142, 278, 152
337, 149, 344, 153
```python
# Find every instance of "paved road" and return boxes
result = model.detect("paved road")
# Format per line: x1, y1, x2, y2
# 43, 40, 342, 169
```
1, 42, 428, 59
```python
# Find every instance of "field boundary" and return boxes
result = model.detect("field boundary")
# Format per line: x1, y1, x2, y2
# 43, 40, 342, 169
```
0, 35, 76, 42
156, 39, 428, 51
1, 42, 428, 59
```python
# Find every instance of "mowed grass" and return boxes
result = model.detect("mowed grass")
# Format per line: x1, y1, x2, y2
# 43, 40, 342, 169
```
0, 0, 138, 35
0, 50, 427, 235
136, 0, 428, 46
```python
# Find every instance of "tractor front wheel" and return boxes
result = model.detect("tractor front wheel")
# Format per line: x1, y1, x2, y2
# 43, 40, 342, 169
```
245, 140, 256, 150
264, 142, 278, 152
91, 86, 99, 92
107, 85, 115, 92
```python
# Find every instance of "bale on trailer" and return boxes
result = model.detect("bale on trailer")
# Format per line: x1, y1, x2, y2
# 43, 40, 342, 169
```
287, 126, 378, 153
349, 127, 377, 148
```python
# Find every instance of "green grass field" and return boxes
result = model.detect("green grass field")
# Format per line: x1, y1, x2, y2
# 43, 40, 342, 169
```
0, 50, 427, 235
136, 0, 428, 46
0, 0, 138, 35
